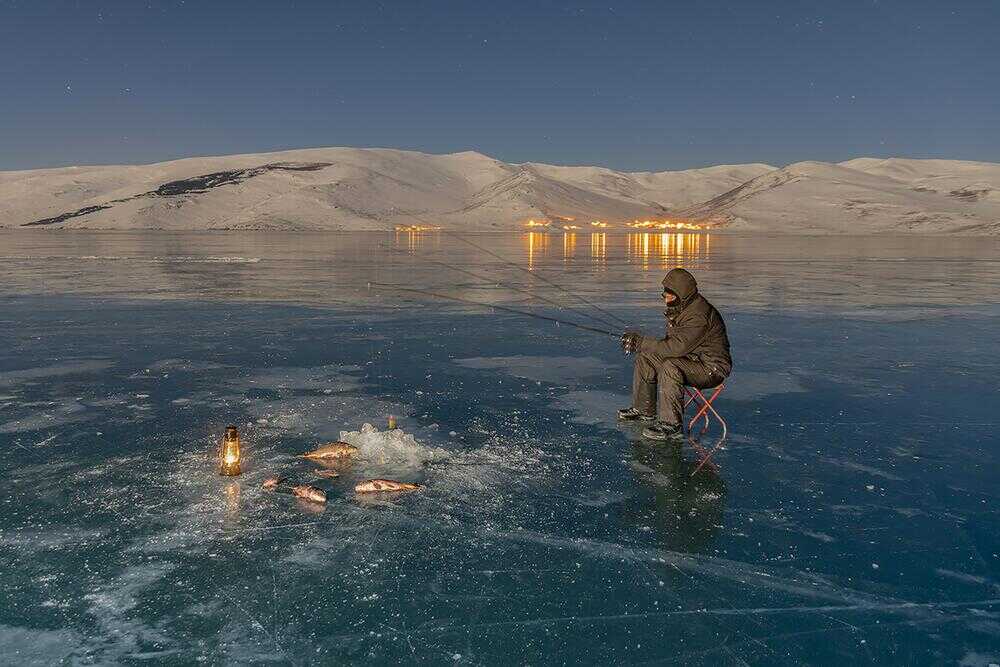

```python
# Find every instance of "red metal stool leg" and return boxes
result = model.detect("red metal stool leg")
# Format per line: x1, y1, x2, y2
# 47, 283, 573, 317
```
703, 385, 725, 435
690, 398, 727, 476
684, 383, 728, 475
683, 388, 697, 409
687, 388, 714, 434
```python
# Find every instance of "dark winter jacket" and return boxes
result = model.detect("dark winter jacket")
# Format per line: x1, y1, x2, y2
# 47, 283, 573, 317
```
639, 268, 732, 376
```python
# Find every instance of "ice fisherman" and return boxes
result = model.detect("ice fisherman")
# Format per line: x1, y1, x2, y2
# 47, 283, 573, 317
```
618, 268, 732, 441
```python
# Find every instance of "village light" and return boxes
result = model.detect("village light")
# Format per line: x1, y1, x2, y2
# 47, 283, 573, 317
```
394, 224, 442, 232
219, 425, 242, 476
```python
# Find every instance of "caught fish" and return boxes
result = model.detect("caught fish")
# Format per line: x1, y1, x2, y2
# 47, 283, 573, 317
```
292, 485, 327, 504
302, 441, 359, 459
315, 469, 340, 478
354, 479, 422, 494
262, 477, 327, 504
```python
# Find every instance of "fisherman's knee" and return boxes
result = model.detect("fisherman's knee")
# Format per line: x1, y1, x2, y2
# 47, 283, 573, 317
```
634, 351, 657, 380
657, 359, 684, 383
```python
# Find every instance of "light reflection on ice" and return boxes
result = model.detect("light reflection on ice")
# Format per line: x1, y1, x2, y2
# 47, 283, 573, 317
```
2, 233, 999, 663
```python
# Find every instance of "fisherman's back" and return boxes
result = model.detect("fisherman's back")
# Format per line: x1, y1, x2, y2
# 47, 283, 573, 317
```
667, 293, 732, 377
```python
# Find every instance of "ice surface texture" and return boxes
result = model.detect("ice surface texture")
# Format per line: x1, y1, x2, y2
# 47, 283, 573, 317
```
1, 233, 999, 664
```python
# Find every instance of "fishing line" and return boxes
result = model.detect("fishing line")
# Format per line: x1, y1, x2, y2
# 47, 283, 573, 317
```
369, 282, 620, 338
393, 211, 630, 330
442, 231, 634, 330
377, 242, 621, 330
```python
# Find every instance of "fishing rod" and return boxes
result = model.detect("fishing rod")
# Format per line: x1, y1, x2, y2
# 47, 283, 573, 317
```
369, 282, 620, 338
377, 242, 620, 330
441, 230, 634, 330
391, 210, 633, 330
393, 211, 630, 330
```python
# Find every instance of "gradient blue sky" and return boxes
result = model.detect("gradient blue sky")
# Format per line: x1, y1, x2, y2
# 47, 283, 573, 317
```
1, 1, 997, 171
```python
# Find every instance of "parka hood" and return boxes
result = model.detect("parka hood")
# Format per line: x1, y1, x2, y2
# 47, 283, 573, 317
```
662, 268, 699, 303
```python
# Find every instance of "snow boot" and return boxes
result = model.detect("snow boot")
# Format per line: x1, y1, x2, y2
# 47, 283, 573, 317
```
618, 407, 656, 422
641, 422, 684, 442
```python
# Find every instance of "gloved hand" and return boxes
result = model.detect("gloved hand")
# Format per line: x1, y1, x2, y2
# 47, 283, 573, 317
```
620, 331, 643, 355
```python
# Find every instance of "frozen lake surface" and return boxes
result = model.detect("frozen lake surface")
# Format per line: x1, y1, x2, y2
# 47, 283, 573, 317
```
1, 231, 999, 665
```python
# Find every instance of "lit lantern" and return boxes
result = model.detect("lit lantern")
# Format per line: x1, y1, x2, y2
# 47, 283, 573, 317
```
219, 425, 242, 476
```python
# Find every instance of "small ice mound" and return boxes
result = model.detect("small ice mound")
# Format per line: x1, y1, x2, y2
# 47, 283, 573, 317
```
338, 423, 448, 465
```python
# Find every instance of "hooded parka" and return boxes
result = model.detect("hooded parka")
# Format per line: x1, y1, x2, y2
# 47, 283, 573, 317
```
641, 268, 732, 376
630, 269, 732, 424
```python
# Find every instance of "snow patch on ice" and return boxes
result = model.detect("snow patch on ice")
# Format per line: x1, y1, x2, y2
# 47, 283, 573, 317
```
0, 397, 93, 433
959, 652, 1000, 667
0, 359, 113, 387
454, 355, 616, 385
936, 568, 991, 585
231, 363, 363, 396
85, 562, 176, 614
77, 562, 180, 661
0, 527, 106, 554
0, 625, 82, 665
822, 458, 904, 481
147, 358, 231, 373
131, 443, 278, 555
550, 389, 628, 426
723, 371, 807, 400
339, 423, 449, 465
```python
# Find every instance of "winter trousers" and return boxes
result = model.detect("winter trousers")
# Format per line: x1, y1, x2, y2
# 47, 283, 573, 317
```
632, 350, 725, 425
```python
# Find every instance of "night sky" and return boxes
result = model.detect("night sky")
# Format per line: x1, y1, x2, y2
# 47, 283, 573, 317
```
2, 1, 997, 171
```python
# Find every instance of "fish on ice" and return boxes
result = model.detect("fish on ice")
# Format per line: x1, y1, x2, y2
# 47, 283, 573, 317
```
292, 485, 328, 503
355, 479, 422, 493
262, 476, 328, 503
302, 441, 359, 459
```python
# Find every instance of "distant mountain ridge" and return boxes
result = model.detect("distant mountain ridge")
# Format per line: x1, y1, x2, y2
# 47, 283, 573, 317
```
681, 158, 1000, 234
1, 148, 998, 233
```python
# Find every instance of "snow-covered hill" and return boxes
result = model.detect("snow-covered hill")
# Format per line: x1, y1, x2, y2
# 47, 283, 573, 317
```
681, 158, 1000, 234
1, 148, 997, 233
